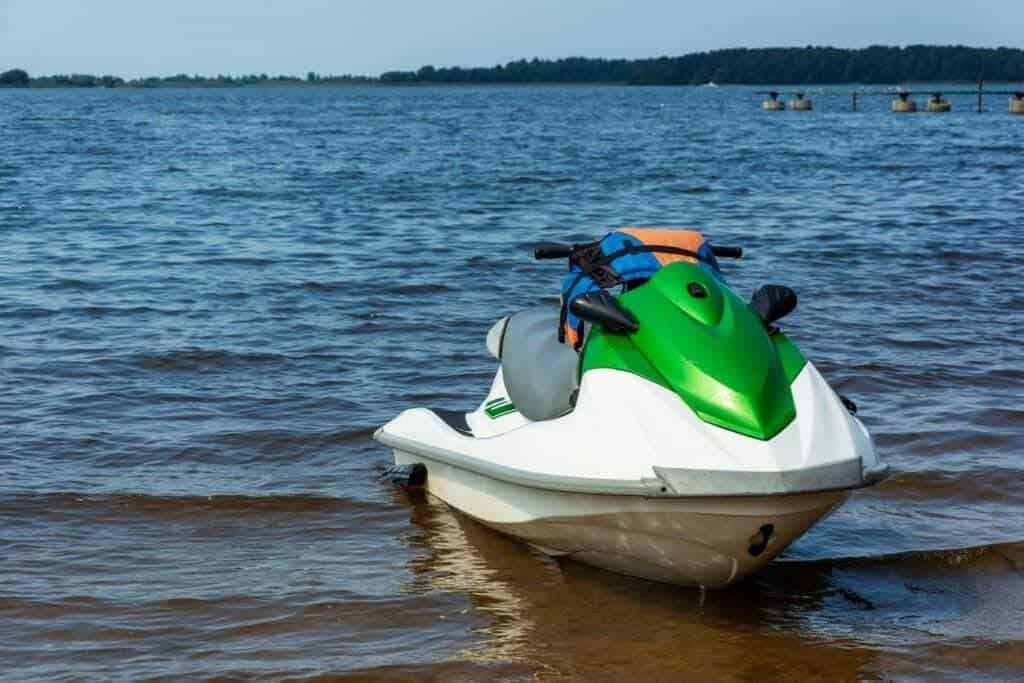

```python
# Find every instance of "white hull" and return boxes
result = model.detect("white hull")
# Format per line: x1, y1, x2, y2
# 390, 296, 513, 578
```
379, 364, 885, 588
393, 448, 848, 588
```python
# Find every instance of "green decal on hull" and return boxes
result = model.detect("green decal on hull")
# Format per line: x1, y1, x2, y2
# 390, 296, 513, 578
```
484, 397, 517, 419
581, 262, 805, 440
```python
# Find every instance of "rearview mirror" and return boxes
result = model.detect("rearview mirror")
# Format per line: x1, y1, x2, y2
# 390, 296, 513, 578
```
750, 285, 797, 326
570, 291, 639, 334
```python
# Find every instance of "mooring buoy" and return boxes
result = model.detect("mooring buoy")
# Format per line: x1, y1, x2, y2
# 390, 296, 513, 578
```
1011, 92, 1024, 115
789, 92, 812, 111
927, 93, 951, 112
892, 91, 917, 112
762, 91, 785, 111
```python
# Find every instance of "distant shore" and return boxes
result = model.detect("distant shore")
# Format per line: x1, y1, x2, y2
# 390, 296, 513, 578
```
3, 45, 1023, 89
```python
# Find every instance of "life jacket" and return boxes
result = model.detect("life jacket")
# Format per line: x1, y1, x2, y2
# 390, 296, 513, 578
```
559, 228, 724, 349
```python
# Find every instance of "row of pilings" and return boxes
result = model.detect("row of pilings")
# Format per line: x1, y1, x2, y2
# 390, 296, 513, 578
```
760, 85, 1024, 114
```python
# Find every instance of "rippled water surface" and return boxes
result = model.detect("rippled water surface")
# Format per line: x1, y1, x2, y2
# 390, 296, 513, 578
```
1, 86, 1023, 681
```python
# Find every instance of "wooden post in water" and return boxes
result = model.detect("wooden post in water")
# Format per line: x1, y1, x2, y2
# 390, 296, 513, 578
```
852, 92, 858, 112
977, 80, 983, 113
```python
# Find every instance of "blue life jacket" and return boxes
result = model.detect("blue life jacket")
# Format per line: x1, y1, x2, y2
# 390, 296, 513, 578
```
559, 228, 724, 349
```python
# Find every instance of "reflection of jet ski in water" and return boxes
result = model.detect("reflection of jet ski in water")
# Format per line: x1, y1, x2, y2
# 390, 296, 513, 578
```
376, 228, 888, 588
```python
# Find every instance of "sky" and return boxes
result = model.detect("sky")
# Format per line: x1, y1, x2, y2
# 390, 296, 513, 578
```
1, 0, 1021, 78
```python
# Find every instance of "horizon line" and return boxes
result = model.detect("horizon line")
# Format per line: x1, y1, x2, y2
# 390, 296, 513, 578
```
5, 43, 1024, 82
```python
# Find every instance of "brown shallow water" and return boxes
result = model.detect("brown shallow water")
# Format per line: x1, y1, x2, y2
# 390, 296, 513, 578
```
1, 85, 1023, 680
400, 492, 1024, 683
5, 489, 1022, 681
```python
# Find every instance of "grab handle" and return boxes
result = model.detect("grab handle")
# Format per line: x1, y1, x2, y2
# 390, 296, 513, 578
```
534, 242, 574, 260
711, 245, 743, 258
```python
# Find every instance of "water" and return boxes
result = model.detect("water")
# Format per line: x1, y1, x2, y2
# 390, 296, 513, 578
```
1, 85, 1022, 681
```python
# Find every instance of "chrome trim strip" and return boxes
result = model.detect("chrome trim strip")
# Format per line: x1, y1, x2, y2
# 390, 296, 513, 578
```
376, 430, 665, 496
653, 459, 866, 497
375, 429, 886, 498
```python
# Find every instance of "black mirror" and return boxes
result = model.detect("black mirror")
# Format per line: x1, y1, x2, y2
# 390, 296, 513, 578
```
570, 291, 639, 334
750, 285, 797, 326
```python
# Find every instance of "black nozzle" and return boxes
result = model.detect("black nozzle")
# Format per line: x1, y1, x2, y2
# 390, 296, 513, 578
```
710, 245, 743, 259
534, 242, 573, 260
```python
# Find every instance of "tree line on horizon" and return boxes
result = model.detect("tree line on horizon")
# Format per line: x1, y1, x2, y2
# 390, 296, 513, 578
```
386, 46, 1024, 85
3, 46, 1024, 88
0, 68, 373, 88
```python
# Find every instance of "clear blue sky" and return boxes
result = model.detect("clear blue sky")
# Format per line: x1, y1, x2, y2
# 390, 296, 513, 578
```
2, 0, 1021, 78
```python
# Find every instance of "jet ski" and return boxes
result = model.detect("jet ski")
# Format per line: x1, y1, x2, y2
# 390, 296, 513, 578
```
375, 228, 887, 588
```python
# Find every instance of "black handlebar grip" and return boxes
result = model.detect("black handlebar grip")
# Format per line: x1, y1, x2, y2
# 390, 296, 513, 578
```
710, 245, 743, 259
534, 242, 574, 260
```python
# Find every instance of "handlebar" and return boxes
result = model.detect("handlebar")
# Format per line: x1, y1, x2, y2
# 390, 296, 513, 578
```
534, 242, 574, 260
710, 245, 743, 258
536, 241, 743, 260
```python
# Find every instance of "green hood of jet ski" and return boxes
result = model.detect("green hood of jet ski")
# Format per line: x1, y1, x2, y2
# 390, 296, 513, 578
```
580, 261, 806, 440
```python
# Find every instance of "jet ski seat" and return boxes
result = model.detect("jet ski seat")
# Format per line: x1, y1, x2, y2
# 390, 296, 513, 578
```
495, 308, 579, 422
